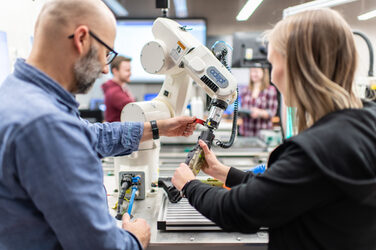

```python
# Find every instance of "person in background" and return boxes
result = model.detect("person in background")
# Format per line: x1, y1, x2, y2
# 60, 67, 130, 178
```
102, 55, 135, 122
239, 65, 278, 136
0, 0, 197, 249
172, 8, 376, 250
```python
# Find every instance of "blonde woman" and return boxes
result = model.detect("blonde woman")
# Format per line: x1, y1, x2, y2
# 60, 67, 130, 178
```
172, 9, 376, 249
239, 66, 278, 136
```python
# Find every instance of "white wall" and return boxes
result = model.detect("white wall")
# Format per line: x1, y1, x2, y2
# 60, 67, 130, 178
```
0, 0, 48, 84
1, 1, 375, 103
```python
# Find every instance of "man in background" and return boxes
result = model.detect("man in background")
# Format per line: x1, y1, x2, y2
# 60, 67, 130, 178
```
102, 56, 135, 122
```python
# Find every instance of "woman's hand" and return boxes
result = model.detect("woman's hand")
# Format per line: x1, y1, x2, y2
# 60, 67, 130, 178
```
250, 108, 261, 119
172, 163, 196, 191
198, 140, 230, 183
250, 108, 268, 119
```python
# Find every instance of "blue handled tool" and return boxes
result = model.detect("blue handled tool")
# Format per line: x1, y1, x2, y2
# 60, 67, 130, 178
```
115, 175, 141, 220
127, 176, 140, 216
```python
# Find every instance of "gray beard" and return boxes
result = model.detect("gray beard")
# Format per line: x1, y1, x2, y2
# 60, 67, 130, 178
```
73, 46, 102, 94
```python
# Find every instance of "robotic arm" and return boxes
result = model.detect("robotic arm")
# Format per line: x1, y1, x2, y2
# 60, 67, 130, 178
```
140, 18, 237, 129
141, 17, 239, 179
115, 18, 237, 201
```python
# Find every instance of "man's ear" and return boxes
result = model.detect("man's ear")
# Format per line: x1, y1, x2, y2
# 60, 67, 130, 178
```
72, 25, 90, 55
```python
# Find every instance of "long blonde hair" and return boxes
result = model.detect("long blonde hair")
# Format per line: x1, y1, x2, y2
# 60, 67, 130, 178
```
268, 9, 362, 132
249, 67, 270, 92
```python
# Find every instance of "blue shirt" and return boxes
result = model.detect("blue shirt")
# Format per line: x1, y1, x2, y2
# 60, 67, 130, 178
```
0, 59, 144, 250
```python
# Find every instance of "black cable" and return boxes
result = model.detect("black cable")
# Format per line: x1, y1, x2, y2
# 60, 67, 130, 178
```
115, 176, 132, 220
278, 105, 285, 142
353, 31, 374, 77
212, 47, 238, 148
216, 87, 239, 148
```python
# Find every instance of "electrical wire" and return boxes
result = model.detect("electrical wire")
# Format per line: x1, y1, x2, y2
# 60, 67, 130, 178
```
353, 31, 374, 77
211, 41, 239, 148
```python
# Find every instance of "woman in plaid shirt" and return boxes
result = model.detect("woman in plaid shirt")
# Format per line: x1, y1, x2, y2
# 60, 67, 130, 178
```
239, 67, 278, 136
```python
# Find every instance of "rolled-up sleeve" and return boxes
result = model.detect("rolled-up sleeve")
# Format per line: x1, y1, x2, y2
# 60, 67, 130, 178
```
14, 115, 142, 250
80, 118, 143, 158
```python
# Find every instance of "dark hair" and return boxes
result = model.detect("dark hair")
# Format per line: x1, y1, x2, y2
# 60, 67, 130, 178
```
110, 56, 131, 73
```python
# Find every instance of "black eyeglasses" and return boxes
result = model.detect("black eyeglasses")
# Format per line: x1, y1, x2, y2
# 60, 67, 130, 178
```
68, 30, 118, 65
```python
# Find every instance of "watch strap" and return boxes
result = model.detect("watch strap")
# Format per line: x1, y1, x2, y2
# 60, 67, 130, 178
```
150, 120, 159, 140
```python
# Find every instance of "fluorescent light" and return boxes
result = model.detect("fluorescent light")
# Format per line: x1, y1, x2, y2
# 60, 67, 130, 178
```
283, 0, 357, 18
174, 0, 188, 18
358, 9, 376, 20
236, 0, 264, 21
102, 0, 129, 17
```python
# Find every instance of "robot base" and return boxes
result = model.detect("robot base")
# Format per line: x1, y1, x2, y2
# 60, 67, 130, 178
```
118, 171, 145, 200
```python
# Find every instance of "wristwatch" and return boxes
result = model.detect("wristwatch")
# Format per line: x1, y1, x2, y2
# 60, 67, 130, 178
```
150, 120, 159, 140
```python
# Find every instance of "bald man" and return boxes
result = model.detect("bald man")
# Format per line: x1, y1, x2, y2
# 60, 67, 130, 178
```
0, 0, 197, 249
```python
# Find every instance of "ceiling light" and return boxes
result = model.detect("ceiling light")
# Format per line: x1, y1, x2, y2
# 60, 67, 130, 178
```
236, 0, 264, 22
174, 0, 188, 18
102, 0, 129, 17
283, 0, 357, 18
358, 9, 376, 20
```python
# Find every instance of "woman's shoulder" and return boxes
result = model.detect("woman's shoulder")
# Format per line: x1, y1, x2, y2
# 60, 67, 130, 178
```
261, 85, 277, 97
239, 86, 251, 96
295, 105, 376, 146
266, 85, 277, 93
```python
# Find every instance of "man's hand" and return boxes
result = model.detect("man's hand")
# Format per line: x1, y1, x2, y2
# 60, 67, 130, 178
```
141, 116, 197, 142
158, 116, 197, 137
172, 163, 196, 191
122, 213, 150, 249
198, 140, 230, 183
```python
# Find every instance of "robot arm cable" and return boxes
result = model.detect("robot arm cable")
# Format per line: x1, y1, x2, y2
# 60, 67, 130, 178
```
211, 42, 238, 148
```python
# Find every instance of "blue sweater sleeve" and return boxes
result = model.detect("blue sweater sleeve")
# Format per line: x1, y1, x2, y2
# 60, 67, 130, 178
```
79, 118, 143, 158
14, 115, 142, 250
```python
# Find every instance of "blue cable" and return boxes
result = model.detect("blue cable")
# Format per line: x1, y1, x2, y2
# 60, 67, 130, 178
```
211, 40, 233, 51
286, 107, 294, 138
127, 186, 138, 215
127, 176, 140, 216
247, 164, 266, 174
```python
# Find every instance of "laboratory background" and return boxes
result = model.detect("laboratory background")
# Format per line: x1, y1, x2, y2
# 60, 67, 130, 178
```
1, 0, 376, 249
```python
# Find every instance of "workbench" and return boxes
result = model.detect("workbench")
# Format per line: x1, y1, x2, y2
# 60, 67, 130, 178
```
104, 136, 271, 249
105, 176, 268, 250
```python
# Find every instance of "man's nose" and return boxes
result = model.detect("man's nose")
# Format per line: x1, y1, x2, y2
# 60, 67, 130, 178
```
102, 64, 109, 74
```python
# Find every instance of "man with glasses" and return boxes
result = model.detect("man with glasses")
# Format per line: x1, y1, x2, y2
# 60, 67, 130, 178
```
0, 0, 196, 249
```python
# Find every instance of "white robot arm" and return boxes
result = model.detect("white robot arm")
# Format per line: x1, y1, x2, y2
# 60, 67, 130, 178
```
115, 18, 237, 201
140, 17, 237, 129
